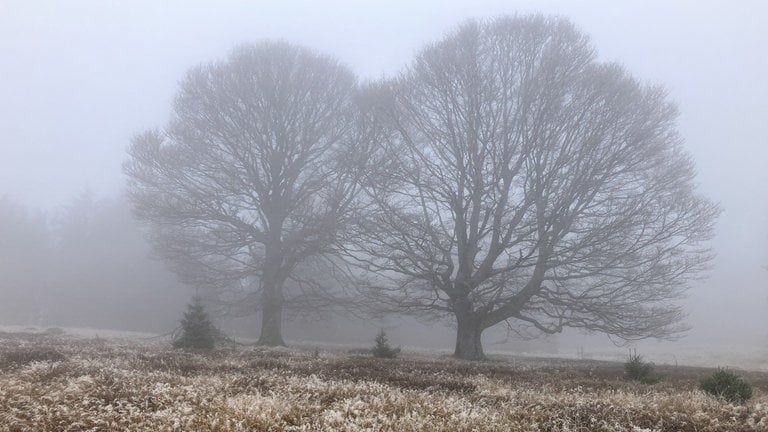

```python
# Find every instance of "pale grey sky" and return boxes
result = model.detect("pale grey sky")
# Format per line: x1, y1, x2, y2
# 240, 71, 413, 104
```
1, 0, 766, 343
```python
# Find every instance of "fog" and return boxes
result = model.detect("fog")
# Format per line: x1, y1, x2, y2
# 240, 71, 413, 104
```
1, 1, 766, 364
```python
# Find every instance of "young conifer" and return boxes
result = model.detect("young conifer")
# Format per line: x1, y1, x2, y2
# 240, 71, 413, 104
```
371, 329, 400, 359
173, 297, 216, 350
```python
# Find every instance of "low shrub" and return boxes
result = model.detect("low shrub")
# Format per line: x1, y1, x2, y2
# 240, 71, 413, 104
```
623, 350, 659, 384
700, 368, 753, 404
371, 329, 400, 359
0, 347, 66, 369
42, 327, 65, 335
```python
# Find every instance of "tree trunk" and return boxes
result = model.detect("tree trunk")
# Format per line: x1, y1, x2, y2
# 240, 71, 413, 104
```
257, 296, 285, 346
257, 237, 286, 346
453, 307, 486, 360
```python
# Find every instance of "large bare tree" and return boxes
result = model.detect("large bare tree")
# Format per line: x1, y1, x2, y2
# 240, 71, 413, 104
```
348, 16, 720, 360
124, 41, 369, 345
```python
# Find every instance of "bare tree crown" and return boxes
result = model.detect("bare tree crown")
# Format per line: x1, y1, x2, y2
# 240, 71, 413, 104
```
125, 41, 368, 343
348, 15, 719, 357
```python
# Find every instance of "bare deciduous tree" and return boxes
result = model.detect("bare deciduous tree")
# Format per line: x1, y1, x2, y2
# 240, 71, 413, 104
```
348, 16, 720, 360
124, 41, 369, 345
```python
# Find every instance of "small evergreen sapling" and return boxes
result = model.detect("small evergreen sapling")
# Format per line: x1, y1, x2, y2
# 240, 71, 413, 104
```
371, 329, 400, 359
173, 297, 217, 350
623, 349, 659, 384
700, 368, 753, 404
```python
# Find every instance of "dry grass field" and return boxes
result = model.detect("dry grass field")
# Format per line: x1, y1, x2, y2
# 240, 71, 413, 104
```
1, 330, 767, 431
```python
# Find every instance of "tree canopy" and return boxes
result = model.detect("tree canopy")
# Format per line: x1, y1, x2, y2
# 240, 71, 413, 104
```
125, 41, 371, 345
346, 15, 719, 359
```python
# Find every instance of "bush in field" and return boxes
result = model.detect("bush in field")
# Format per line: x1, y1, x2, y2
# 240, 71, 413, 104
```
372, 329, 400, 359
624, 350, 659, 384
173, 297, 217, 350
0, 347, 66, 369
700, 368, 753, 404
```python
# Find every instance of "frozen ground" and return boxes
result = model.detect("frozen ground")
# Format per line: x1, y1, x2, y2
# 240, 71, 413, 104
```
1, 328, 767, 431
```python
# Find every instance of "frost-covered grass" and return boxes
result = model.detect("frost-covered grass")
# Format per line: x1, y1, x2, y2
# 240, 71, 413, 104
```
1, 330, 767, 431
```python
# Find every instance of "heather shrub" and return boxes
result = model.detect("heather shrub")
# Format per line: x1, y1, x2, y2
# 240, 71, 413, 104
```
700, 368, 753, 404
623, 350, 659, 384
42, 327, 65, 335
371, 329, 400, 359
173, 297, 217, 350
0, 347, 66, 369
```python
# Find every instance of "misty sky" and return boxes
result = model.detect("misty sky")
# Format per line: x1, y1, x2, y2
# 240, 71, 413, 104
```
1, 0, 766, 344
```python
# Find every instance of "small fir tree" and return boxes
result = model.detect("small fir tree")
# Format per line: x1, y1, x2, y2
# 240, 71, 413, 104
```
623, 349, 659, 384
371, 329, 400, 359
173, 297, 216, 350
700, 368, 753, 404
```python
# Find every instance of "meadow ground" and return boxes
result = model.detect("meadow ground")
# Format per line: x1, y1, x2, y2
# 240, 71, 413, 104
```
0, 329, 767, 431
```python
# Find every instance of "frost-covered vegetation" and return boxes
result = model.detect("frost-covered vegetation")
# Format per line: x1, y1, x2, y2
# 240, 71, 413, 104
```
1, 330, 767, 431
